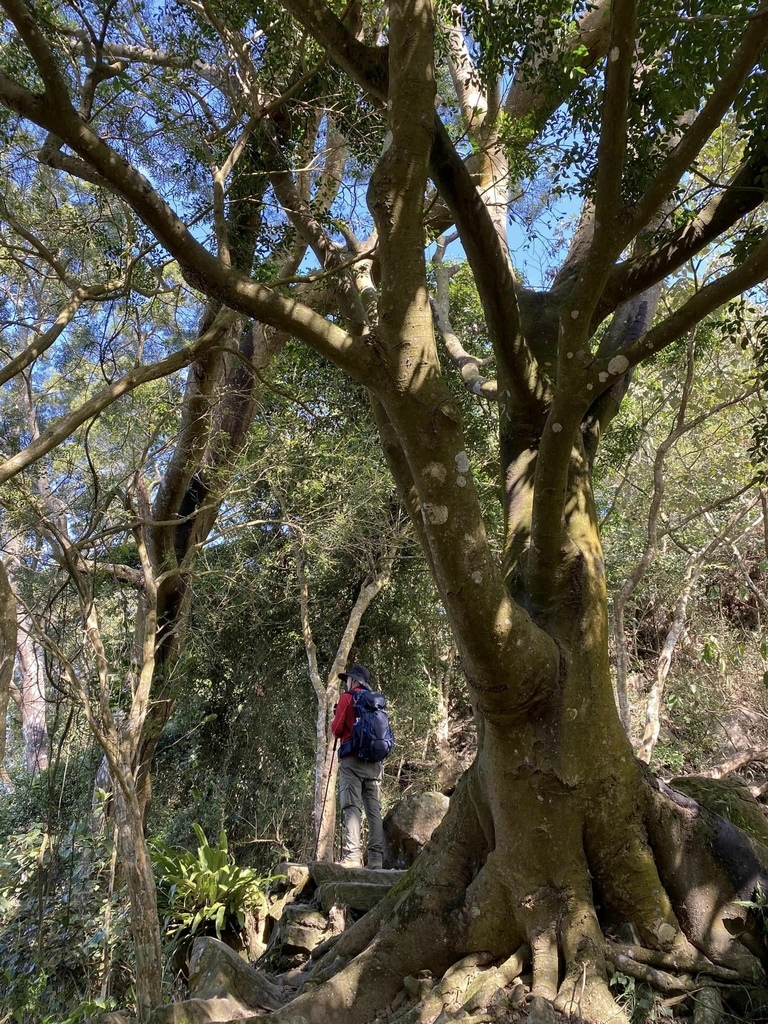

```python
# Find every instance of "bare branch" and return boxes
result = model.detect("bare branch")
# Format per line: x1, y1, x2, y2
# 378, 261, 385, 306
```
444, 6, 487, 138
269, 155, 368, 333
0, 281, 131, 387
0, 14, 373, 384
613, 331, 698, 733
599, 135, 768, 317
637, 495, 761, 763
0, 309, 238, 485
431, 237, 497, 400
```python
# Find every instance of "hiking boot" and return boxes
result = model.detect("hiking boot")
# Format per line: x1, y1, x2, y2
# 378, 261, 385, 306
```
337, 857, 362, 869
366, 858, 383, 870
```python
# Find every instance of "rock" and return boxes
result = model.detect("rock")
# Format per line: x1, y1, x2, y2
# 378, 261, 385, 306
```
326, 903, 347, 936
241, 907, 267, 960
260, 862, 314, 949
269, 903, 333, 955
509, 982, 527, 1007
383, 791, 449, 867
270, 862, 311, 896
316, 881, 394, 913
188, 936, 282, 1010
403, 975, 421, 998
711, 709, 765, 761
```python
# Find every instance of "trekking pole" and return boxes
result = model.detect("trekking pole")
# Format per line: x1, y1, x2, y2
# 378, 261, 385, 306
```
313, 737, 338, 861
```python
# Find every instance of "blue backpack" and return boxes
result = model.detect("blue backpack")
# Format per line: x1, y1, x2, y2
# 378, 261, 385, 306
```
339, 689, 394, 762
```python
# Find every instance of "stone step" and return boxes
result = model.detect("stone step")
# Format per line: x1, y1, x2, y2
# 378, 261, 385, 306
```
309, 861, 406, 886
271, 903, 332, 954
317, 880, 394, 913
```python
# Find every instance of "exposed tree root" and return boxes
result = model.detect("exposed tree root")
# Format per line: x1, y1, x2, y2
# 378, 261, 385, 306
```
377, 951, 499, 1024
240, 760, 768, 1024
645, 776, 768, 970
605, 942, 745, 982
691, 987, 723, 1024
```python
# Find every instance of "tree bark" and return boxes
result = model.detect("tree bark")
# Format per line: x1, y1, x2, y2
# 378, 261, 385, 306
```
114, 782, 164, 1022
0, 554, 17, 777
15, 617, 49, 774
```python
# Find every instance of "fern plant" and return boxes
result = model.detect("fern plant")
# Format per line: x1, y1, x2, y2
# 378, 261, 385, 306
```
151, 824, 280, 956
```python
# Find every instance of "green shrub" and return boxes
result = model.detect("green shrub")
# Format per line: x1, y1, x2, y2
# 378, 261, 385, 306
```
151, 823, 280, 960
0, 822, 132, 1024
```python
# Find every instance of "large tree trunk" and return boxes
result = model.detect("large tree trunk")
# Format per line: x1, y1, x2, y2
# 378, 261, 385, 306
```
261, 602, 767, 1023
246, 5, 768, 1021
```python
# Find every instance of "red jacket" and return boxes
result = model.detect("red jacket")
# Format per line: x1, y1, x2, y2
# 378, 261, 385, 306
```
331, 686, 364, 757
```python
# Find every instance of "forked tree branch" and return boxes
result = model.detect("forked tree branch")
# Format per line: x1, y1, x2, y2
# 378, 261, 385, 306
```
614, 331, 699, 732
637, 495, 761, 763
277, 0, 544, 415
269, 155, 368, 333
594, 228, 768, 388
597, 132, 768, 319
0, 287, 93, 387
430, 119, 543, 415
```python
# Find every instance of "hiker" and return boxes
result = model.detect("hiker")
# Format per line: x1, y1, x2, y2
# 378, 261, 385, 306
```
331, 663, 393, 869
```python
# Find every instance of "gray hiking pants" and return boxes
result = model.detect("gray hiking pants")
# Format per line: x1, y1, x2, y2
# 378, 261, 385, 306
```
338, 757, 384, 863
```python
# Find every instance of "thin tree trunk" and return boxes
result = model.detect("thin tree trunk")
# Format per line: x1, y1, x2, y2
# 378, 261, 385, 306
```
0, 554, 17, 777
636, 556, 700, 765
16, 616, 49, 773
114, 782, 163, 1021
614, 332, 696, 735
100, 820, 120, 1001
613, 332, 757, 739
277, 479, 402, 860
637, 498, 760, 763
